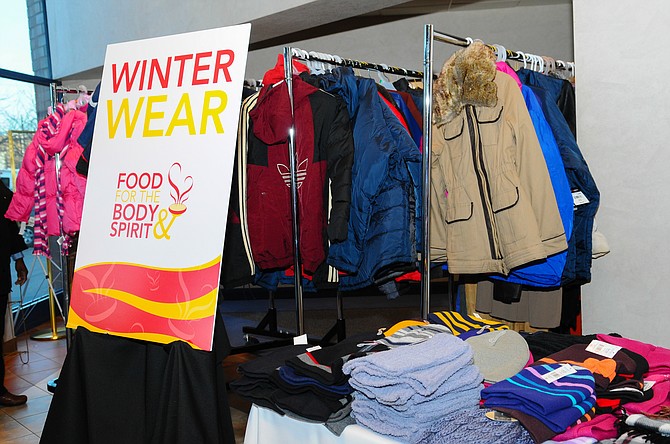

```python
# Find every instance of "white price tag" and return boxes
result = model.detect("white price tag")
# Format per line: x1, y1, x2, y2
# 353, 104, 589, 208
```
542, 364, 577, 384
572, 190, 590, 206
643, 380, 656, 391
585, 340, 622, 358
306, 345, 322, 353
293, 334, 308, 345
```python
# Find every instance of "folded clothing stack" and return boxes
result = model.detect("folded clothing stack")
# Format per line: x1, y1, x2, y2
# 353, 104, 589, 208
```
284, 333, 387, 386
343, 333, 483, 442
482, 363, 596, 443
231, 333, 387, 422
230, 345, 311, 415
534, 343, 651, 412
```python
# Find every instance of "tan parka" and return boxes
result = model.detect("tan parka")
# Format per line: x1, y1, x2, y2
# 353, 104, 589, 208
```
429, 42, 567, 275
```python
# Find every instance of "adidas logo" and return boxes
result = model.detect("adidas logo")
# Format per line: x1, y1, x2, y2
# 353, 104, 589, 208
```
277, 159, 308, 188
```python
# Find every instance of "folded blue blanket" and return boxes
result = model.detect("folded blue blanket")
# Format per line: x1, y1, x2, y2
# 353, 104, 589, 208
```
349, 361, 482, 408
351, 389, 481, 441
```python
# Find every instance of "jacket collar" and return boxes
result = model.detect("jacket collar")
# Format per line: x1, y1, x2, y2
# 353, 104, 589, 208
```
433, 41, 498, 125
251, 77, 317, 145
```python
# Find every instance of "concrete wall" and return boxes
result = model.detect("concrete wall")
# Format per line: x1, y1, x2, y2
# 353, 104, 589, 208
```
44, 0, 410, 80
27, 0, 51, 118
574, 1, 670, 347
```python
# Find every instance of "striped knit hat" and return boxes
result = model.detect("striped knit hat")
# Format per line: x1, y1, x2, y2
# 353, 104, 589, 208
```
428, 311, 509, 337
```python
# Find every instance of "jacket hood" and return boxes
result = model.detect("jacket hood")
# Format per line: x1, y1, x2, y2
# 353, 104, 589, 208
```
35, 104, 87, 156
433, 41, 497, 125
262, 54, 310, 86
250, 76, 317, 145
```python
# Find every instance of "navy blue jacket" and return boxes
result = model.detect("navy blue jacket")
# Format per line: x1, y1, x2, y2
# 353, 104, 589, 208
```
517, 69, 600, 284
315, 67, 422, 291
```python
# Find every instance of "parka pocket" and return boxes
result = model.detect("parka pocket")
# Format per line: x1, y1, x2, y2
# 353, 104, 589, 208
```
490, 168, 526, 245
476, 106, 503, 148
490, 171, 520, 213
441, 118, 467, 161
443, 118, 464, 141
444, 186, 473, 253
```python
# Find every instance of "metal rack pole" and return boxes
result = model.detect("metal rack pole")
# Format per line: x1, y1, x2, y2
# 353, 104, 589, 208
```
422, 26, 472, 317
32, 82, 68, 342
420, 25, 435, 320
30, 259, 66, 340
283, 47, 305, 336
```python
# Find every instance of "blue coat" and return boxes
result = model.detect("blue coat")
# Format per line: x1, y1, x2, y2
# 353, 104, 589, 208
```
316, 67, 422, 291
517, 69, 600, 284
490, 85, 574, 287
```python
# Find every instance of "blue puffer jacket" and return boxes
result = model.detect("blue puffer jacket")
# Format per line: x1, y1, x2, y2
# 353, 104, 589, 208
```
316, 67, 422, 291
490, 85, 574, 287
517, 69, 600, 284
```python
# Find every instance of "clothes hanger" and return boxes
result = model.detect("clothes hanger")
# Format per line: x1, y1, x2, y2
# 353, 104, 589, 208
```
377, 64, 396, 91
493, 44, 507, 63
307, 51, 326, 74
542, 56, 555, 75
516, 51, 528, 69
319, 52, 335, 72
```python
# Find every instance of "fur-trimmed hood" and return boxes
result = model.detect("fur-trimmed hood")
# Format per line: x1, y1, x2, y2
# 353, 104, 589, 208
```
433, 41, 497, 125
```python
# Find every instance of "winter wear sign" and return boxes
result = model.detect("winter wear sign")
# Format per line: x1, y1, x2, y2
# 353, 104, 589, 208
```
68, 24, 251, 351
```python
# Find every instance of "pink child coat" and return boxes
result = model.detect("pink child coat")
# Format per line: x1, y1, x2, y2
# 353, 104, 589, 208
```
5, 105, 88, 243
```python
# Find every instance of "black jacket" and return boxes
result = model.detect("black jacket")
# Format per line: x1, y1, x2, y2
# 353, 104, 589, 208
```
1, 181, 28, 294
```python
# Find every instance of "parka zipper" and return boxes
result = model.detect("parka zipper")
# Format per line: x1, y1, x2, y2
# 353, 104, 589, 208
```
465, 105, 500, 261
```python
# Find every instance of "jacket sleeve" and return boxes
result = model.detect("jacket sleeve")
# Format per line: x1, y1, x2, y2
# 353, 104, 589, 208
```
325, 97, 354, 243
7, 217, 28, 256
5, 140, 38, 223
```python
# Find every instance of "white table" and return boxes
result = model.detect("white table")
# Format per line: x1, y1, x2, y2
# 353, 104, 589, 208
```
244, 404, 405, 444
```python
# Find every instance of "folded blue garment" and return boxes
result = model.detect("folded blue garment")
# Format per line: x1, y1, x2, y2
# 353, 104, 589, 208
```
482, 363, 596, 433
349, 359, 482, 407
351, 390, 481, 441
277, 366, 353, 396
413, 408, 535, 444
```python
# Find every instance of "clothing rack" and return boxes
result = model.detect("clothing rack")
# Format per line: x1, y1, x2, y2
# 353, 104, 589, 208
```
420, 25, 575, 319
288, 48, 424, 78
54, 86, 89, 95
283, 46, 423, 339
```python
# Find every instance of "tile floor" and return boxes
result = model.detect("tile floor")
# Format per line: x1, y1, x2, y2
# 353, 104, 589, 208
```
0, 324, 66, 444
1, 321, 254, 444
